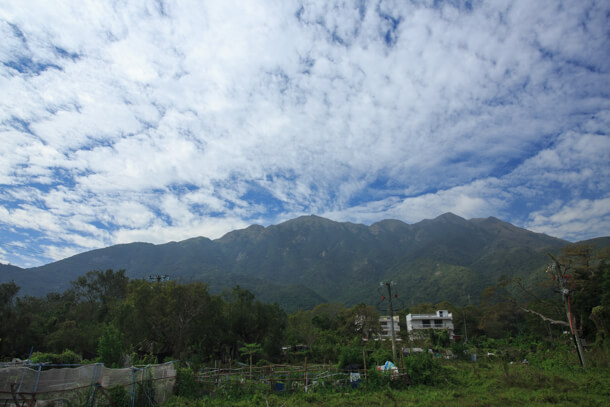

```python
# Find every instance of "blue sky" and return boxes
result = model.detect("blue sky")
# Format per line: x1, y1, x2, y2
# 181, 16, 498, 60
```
1, 0, 609, 268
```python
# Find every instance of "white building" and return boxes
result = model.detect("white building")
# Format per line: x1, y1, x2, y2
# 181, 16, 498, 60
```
379, 315, 400, 338
406, 310, 454, 339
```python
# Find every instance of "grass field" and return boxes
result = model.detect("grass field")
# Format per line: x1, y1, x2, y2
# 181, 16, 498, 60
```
165, 358, 610, 406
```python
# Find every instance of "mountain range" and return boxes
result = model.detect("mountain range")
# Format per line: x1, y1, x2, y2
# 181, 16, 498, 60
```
2, 213, 608, 312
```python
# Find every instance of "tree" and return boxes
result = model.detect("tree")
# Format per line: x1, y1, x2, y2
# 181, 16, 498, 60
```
222, 286, 287, 362
342, 303, 380, 340
257, 302, 287, 362
479, 280, 525, 338
285, 310, 318, 346
0, 282, 19, 356
557, 245, 608, 340
239, 343, 262, 378
590, 259, 610, 347
70, 269, 128, 322
121, 280, 222, 360
452, 304, 483, 343
98, 324, 125, 367
508, 245, 608, 367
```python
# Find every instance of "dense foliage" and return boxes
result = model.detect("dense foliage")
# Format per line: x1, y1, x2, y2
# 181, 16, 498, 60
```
1, 245, 609, 380
0, 271, 286, 364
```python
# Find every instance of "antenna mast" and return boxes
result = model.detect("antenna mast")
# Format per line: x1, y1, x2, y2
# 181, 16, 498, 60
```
149, 274, 170, 283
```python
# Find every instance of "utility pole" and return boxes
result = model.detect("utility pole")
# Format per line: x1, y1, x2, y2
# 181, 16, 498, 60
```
381, 281, 398, 364
548, 254, 586, 368
462, 312, 468, 343
462, 291, 471, 343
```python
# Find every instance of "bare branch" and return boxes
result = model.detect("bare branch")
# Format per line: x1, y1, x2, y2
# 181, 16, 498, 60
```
520, 307, 569, 327
513, 278, 564, 316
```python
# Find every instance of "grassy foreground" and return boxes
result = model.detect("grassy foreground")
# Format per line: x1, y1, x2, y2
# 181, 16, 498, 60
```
166, 359, 610, 406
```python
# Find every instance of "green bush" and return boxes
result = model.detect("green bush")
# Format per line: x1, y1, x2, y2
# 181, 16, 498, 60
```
450, 341, 469, 361
369, 347, 393, 366
174, 367, 200, 399
255, 359, 271, 367
134, 369, 155, 407
130, 352, 158, 366
30, 349, 81, 364
364, 367, 392, 389
337, 345, 363, 368
164, 396, 201, 407
403, 352, 443, 385
107, 385, 131, 407
97, 324, 125, 368
363, 367, 406, 390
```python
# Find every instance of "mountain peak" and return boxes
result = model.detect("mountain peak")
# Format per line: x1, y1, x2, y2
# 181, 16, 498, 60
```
279, 214, 342, 229
217, 224, 265, 243
424, 212, 468, 224
471, 216, 503, 223
436, 212, 465, 221
291, 214, 333, 223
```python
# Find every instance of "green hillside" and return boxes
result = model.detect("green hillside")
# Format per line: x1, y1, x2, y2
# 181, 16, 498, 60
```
0, 213, 583, 311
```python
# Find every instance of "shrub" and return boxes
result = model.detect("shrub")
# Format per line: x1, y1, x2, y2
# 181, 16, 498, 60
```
174, 367, 200, 399
130, 352, 158, 366
107, 385, 131, 407
403, 352, 444, 385
337, 345, 363, 368
369, 348, 393, 366
256, 359, 271, 367
30, 349, 81, 364
97, 324, 125, 368
450, 341, 469, 361
364, 367, 407, 390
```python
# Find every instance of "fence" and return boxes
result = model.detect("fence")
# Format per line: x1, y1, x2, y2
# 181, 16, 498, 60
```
0, 362, 176, 407
196, 364, 409, 393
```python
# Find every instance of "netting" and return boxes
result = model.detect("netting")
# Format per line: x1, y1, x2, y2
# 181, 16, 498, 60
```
196, 364, 409, 393
0, 362, 176, 406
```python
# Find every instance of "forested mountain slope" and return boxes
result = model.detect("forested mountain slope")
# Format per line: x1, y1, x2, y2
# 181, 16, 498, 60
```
0, 213, 579, 310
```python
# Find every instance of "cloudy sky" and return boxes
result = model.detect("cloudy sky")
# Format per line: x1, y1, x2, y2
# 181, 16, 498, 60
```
1, 0, 609, 268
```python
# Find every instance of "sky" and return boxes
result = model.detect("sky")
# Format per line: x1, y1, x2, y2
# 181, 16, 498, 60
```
1, 0, 609, 268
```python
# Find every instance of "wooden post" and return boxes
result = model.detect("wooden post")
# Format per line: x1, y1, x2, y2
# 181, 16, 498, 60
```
270, 367, 274, 391
362, 349, 367, 382
304, 356, 308, 389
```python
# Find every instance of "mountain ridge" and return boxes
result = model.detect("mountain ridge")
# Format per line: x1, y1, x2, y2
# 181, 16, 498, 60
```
2, 213, 604, 312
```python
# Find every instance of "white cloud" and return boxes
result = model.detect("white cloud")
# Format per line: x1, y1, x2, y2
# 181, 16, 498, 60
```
112, 215, 250, 244
0, 0, 609, 266
526, 197, 610, 241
